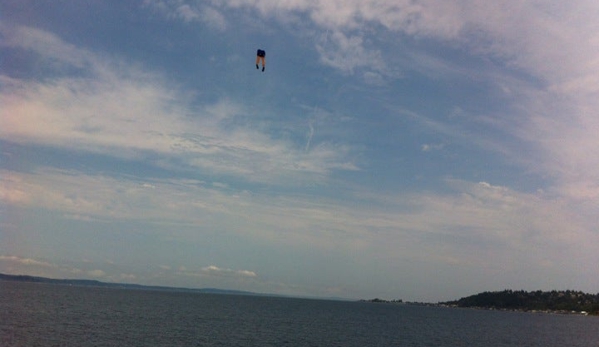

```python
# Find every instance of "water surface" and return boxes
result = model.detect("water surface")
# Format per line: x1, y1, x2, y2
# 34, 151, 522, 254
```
1, 281, 597, 346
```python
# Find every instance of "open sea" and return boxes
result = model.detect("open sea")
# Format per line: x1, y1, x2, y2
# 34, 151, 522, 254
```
1, 281, 598, 347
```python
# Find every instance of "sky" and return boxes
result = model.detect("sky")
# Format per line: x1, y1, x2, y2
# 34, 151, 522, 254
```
1, 0, 598, 302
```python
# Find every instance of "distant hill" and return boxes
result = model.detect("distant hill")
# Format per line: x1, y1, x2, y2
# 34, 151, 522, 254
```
1, 273, 105, 286
0, 273, 260, 296
441, 289, 599, 315
0, 273, 351, 301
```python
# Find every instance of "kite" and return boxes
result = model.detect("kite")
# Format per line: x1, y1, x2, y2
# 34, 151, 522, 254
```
256, 49, 266, 72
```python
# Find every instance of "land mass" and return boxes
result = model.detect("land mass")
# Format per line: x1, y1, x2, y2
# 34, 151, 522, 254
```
357, 291, 599, 316
440, 289, 599, 315
0, 273, 348, 301
0, 273, 262, 297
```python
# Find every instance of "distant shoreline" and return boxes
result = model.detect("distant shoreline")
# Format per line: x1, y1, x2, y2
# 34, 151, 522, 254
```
0, 273, 267, 297
357, 291, 599, 316
439, 289, 599, 316
0, 273, 347, 301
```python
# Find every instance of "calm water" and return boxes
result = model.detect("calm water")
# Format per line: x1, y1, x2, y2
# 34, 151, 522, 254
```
1, 281, 598, 347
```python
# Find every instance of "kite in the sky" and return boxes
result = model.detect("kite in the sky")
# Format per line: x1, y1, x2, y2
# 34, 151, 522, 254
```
256, 49, 266, 72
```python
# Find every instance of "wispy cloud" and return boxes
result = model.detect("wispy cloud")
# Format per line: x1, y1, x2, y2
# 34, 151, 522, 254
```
174, 265, 257, 282
0, 255, 140, 283
421, 143, 444, 152
3, 1, 599, 300
87, 269, 106, 278
4, 166, 593, 269
0, 26, 355, 185
144, 0, 599, 91
164, 0, 599, 203
0, 24, 89, 69
315, 30, 386, 77
0, 255, 56, 268
3, 164, 598, 295
143, 1, 227, 30
200, 265, 257, 278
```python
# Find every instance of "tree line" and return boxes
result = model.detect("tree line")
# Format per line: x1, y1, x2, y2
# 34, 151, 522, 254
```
442, 289, 599, 315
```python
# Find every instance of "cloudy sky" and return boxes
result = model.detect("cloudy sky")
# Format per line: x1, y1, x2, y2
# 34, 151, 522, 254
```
1, 0, 598, 302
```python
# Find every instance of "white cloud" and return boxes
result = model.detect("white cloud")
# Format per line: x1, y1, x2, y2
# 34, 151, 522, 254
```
201, 265, 257, 277
0, 256, 140, 285
0, 255, 56, 268
120, 273, 137, 281
88, 269, 106, 278
177, 265, 257, 278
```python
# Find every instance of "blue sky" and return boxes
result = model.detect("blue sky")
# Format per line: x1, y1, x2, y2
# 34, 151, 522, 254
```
1, 0, 598, 302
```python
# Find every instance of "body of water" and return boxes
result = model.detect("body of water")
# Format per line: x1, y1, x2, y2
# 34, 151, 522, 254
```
1, 281, 598, 346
